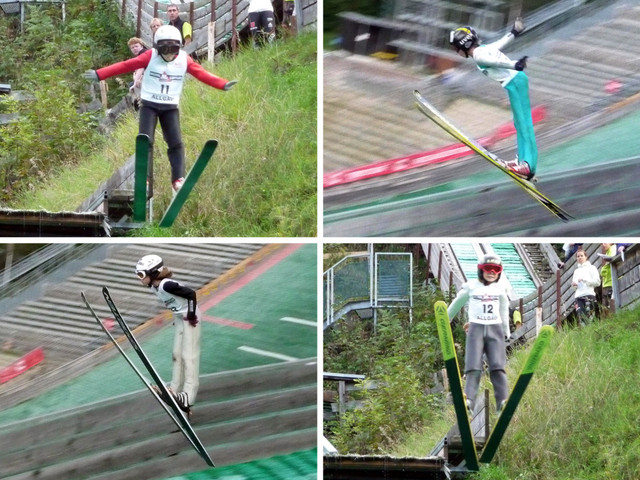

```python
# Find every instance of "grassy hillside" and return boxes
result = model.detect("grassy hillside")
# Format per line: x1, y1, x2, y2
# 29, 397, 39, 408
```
384, 306, 640, 479
469, 306, 640, 480
12, 32, 317, 237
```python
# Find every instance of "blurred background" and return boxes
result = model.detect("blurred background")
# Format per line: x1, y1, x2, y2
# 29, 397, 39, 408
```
323, 0, 640, 236
0, 243, 317, 480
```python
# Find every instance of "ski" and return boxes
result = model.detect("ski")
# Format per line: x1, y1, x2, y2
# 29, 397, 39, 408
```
159, 140, 218, 228
413, 90, 573, 222
434, 300, 479, 471
86, 287, 215, 467
133, 134, 151, 222
479, 325, 554, 464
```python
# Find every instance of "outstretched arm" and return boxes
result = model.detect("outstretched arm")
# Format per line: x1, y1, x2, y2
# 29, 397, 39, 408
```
187, 57, 236, 90
96, 49, 153, 81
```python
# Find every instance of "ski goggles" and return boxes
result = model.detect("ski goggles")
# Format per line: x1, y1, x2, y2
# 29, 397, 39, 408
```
136, 270, 147, 279
158, 45, 180, 56
479, 263, 503, 274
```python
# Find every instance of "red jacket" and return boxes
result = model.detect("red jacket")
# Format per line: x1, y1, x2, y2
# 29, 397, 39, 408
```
96, 49, 228, 90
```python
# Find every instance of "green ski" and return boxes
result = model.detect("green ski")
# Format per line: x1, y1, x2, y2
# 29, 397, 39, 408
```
133, 134, 150, 222
81, 291, 215, 467
479, 325, 554, 463
159, 140, 218, 227
413, 90, 573, 222
434, 300, 479, 471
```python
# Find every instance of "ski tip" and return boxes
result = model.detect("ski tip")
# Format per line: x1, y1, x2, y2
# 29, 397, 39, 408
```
539, 324, 554, 337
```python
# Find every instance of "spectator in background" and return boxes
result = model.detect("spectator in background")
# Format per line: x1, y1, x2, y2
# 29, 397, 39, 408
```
127, 37, 148, 104
558, 242, 583, 268
283, 0, 297, 33
249, 0, 275, 48
150, 17, 163, 39
617, 243, 632, 257
598, 243, 617, 314
167, 5, 192, 45
571, 248, 600, 325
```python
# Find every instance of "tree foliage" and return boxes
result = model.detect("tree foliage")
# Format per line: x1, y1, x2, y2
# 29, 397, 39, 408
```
324, 274, 450, 453
0, 0, 134, 199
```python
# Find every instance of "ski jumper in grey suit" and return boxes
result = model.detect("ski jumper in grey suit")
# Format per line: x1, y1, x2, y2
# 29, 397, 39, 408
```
448, 279, 510, 410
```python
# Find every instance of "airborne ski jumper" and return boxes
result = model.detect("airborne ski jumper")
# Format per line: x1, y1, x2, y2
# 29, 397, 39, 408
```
136, 254, 202, 415
84, 25, 237, 193
447, 253, 511, 413
449, 18, 536, 180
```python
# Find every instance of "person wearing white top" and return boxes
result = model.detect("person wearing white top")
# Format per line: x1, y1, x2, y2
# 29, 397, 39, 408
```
135, 254, 202, 415
449, 18, 536, 181
448, 253, 510, 413
571, 249, 600, 324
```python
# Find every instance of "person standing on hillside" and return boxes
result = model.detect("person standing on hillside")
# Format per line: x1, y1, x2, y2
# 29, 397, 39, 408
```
150, 17, 163, 40
127, 37, 148, 108
135, 254, 201, 415
571, 248, 600, 325
598, 243, 617, 314
249, 0, 276, 47
448, 18, 536, 180
448, 253, 510, 413
83, 25, 237, 193
167, 4, 192, 46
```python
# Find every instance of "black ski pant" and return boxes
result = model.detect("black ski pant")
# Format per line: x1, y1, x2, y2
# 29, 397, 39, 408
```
139, 101, 185, 183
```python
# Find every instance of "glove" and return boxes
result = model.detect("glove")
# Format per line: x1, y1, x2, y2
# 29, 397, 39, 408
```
83, 69, 99, 82
223, 80, 238, 91
184, 316, 199, 327
511, 16, 525, 37
514, 56, 528, 71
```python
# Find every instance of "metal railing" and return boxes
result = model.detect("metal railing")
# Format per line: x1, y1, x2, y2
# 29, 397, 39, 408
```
324, 250, 413, 329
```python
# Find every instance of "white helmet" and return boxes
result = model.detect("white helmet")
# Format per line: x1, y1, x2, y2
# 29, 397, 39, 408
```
154, 25, 182, 47
135, 254, 163, 279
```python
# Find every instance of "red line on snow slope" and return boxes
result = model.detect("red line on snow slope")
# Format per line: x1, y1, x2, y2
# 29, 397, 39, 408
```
324, 105, 546, 188
201, 315, 255, 329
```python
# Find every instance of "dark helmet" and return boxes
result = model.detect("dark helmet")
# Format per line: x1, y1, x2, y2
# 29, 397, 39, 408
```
449, 26, 479, 54
477, 253, 503, 281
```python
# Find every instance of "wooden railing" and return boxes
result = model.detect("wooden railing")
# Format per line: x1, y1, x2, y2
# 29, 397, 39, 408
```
420, 243, 639, 344
115, 0, 317, 59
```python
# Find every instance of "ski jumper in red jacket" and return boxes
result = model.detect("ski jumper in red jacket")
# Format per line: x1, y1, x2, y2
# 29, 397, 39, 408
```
96, 48, 231, 190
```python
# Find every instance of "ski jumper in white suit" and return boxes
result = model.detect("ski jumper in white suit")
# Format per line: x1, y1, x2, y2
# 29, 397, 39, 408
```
151, 278, 201, 405
473, 32, 538, 174
448, 279, 510, 410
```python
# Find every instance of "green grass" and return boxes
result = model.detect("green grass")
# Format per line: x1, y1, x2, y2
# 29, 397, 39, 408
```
470, 308, 640, 480
13, 32, 317, 237
389, 306, 640, 479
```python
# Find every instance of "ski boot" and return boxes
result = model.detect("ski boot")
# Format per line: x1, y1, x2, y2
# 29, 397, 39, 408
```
172, 177, 185, 197
152, 385, 192, 418
506, 161, 538, 183
170, 389, 192, 418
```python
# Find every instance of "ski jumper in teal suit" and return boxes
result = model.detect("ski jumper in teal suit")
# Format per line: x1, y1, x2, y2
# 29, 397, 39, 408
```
473, 33, 538, 175
450, 20, 536, 180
